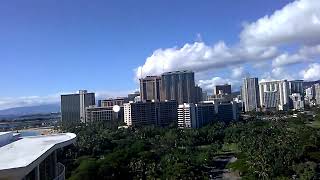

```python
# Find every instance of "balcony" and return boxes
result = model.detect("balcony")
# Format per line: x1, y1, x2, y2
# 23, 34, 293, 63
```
53, 162, 65, 180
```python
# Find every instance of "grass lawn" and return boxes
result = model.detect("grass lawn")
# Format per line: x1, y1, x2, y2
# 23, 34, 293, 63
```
221, 143, 239, 153
307, 120, 320, 128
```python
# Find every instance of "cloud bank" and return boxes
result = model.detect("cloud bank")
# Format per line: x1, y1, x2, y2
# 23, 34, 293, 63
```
135, 0, 320, 90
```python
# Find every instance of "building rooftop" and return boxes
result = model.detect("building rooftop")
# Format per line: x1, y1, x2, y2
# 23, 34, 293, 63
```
0, 133, 76, 171
162, 70, 193, 75
0, 132, 11, 136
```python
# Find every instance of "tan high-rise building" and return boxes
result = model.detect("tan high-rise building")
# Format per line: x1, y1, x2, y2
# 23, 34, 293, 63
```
139, 76, 161, 101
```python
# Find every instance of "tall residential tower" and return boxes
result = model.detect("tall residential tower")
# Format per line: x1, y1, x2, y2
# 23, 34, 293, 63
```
160, 70, 195, 104
259, 80, 289, 111
242, 77, 260, 112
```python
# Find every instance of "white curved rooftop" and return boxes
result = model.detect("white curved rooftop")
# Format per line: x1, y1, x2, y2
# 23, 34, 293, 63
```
0, 133, 76, 171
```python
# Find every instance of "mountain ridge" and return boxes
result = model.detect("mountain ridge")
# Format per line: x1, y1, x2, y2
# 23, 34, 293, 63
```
0, 104, 60, 117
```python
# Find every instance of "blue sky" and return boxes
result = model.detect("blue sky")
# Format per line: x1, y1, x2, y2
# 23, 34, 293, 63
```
0, 0, 319, 109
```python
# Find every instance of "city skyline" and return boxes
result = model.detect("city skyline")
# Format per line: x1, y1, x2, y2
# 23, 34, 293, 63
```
1, 0, 320, 109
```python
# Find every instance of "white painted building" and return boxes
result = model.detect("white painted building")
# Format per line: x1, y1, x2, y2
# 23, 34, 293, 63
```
0, 132, 76, 180
178, 103, 197, 128
290, 93, 304, 110
124, 102, 133, 126
259, 80, 289, 111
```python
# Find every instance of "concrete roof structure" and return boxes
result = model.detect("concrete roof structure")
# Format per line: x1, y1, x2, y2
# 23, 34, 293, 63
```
0, 133, 76, 179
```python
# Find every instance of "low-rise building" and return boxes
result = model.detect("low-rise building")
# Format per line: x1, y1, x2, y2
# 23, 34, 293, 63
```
0, 132, 76, 180
86, 106, 121, 122
99, 97, 127, 107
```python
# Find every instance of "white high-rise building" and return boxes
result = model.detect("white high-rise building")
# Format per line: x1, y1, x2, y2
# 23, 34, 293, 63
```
305, 87, 315, 100
305, 86, 315, 105
178, 103, 197, 128
242, 77, 260, 112
290, 93, 304, 110
124, 103, 132, 126
259, 80, 289, 111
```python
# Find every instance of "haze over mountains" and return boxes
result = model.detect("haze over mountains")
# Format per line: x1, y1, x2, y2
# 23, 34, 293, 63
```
0, 104, 60, 117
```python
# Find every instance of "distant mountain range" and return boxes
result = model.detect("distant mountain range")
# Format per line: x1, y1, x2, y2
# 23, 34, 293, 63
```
303, 80, 320, 88
0, 104, 60, 118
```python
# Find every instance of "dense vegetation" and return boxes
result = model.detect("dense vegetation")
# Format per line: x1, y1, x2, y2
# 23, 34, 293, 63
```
60, 107, 320, 179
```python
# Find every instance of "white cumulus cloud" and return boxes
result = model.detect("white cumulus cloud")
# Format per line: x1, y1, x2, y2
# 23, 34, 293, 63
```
300, 63, 320, 81
136, 0, 320, 89
198, 77, 233, 91
135, 41, 277, 79
240, 0, 320, 46
272, 44, 320, 67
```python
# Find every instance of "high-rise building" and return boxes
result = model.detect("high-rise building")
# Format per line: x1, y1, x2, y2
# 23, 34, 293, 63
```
61, 90, 95, 124
195, 103, 216, 127
315, 83, 320, 105
305, 86, 315, 100
289, 93, 304, 110
140, 76, 161, 101
194, 85, 203, 103
288, 80, 304, 95
242, 77, 260, 112
178, 103, 197, 128
124, 100, 177, 126
213, 84, 232, 95
160, 70, 195, 104
305, 86, 315, 106
214, 101, 238, 122
259, 80, 289, 111
157, 101, 178, 126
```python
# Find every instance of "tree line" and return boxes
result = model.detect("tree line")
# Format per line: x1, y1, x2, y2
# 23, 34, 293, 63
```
59, 107, 320, 179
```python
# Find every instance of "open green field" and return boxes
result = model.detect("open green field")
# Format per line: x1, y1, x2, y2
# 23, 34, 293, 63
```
221, 143, 239, 153
307, 120, 320, 128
